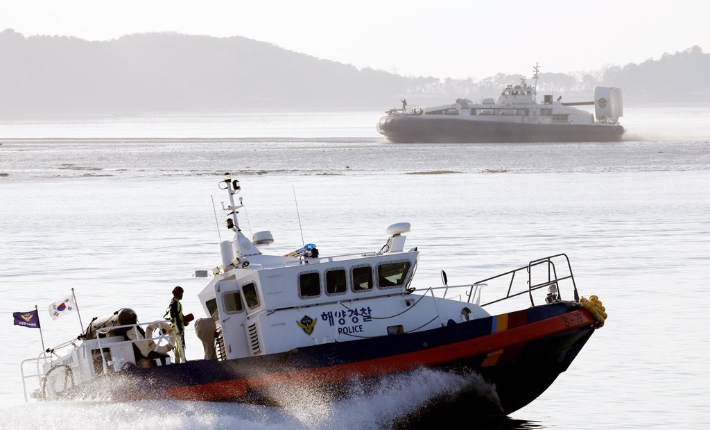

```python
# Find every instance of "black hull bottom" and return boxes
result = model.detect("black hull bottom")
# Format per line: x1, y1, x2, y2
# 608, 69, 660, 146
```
377, 115, 625, 143
392, 325, 595, 428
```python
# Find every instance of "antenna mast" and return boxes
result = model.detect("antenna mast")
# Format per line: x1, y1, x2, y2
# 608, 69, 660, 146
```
532, 62, 540, 103
292, 186, 305, 246
220, 173, 261, 257
211, 195, 222, 242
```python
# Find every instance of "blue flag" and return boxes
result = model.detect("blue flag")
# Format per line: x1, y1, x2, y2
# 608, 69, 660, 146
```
13, 309, 41, 329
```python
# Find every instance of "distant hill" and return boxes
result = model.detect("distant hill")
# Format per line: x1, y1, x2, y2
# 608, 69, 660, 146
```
416, 46, 710, 104
0, 29, 410, 116
602, 46, 710, 103
0, 29, 707, 117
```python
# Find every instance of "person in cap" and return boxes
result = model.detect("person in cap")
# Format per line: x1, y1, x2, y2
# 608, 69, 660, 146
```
166, 286, 193, 363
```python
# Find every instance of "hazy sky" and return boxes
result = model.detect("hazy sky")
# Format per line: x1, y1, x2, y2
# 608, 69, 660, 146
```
2, 0, 708, 80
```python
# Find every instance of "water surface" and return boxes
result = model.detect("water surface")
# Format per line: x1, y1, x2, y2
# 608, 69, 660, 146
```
1, 109, 709, 429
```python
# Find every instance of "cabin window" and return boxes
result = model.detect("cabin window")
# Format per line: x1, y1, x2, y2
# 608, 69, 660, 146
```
377, 261, 411, 289
325, 269, 347, 295
552, 114, 569, 123
299, 271, 321, 298
540, 108, 553, 116
206, 298, 220, 319
223, 291, 244, 314
242, 282, 260, 309
352, 265, 373, 292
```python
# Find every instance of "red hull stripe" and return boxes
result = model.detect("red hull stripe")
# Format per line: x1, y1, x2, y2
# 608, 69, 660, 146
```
508, 309, 528, 330
167, 380, 248, 401
165, 309, 595, 401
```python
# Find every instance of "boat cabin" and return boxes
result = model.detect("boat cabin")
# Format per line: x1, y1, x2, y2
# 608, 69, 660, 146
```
496, 79, 536, 105
198, 227, 422, 360
385, 73, 623, 128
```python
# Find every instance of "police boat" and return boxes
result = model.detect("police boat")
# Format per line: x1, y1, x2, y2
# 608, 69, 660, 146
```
20, 173, 607, 415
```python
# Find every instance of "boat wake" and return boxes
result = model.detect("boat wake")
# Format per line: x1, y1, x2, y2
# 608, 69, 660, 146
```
272, 367, 502, 429
6, 368, 504, 430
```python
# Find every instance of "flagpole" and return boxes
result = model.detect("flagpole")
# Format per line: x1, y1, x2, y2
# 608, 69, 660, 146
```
72, 288, 85, 332
35, 305, 47, 357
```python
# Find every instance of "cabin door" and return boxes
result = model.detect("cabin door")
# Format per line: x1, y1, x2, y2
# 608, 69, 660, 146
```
214, 281, 249, 359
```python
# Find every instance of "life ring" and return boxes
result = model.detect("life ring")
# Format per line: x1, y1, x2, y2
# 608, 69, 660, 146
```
145, 321, 177, 354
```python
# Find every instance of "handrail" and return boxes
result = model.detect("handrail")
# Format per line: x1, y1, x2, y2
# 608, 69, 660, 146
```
44, 337, 82, 356
245, 255, 575, 326
19, 320, 178, 401
426, 288, 445, 327
253, 289, 414, 320
20, 353, 51, 403
470, 253, 578, 308
95, 320, 179, 375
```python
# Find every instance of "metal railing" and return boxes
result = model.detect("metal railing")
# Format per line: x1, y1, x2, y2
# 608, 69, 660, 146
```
473, 253, 578, 307
20, 321, 181, 402
95, 320, 180, 375
413, 253, 579, 309
20, 353, 51, 403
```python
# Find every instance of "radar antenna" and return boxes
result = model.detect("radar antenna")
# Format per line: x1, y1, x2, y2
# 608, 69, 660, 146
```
532, 62, 540, 102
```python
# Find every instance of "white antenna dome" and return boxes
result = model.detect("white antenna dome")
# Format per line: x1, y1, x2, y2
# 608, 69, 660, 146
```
386, 222, 411, 236
252, 231, 274, 246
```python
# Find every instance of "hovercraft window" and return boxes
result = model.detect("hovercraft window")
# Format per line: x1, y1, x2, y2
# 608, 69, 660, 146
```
552, 114, 569, 123
352, 265, 373, 292
223, 291, 244, 314
377, 261, 412, 289
325, 268, 347, 295
299, 271, 321, 298
242, 282, 260, 309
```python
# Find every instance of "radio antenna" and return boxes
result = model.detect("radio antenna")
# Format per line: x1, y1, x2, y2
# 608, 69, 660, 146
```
292, 185, 305, 246
532, 62, 540, 103
241, 198, 253, 237
211, 195, 222, 242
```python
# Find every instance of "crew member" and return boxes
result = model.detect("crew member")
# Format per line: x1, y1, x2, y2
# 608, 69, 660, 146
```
166, 286, 193, 363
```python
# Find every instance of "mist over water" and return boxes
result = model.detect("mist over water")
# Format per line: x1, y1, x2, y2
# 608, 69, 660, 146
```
1, 108, 709, 429
1, 106, 709, 142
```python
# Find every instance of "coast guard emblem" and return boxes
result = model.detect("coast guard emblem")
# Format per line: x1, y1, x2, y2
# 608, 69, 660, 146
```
13, 309, 41, 329
297, 315, 317, 335
597, 98, 607, 108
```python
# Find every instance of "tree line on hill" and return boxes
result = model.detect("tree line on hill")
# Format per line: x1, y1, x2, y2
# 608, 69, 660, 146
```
0, 28, 707, 117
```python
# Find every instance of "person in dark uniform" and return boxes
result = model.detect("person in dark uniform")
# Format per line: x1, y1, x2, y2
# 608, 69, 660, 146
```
167, 286, 193, 363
